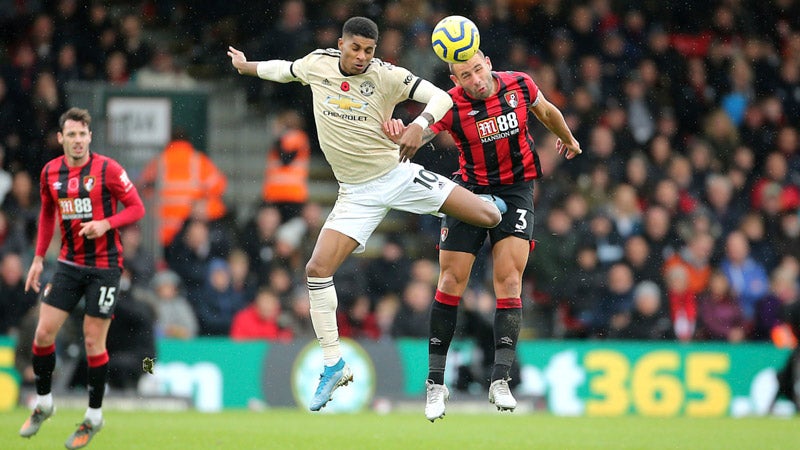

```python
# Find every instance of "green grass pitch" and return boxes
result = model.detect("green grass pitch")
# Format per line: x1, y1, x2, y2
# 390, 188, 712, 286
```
2, 408, 798, 449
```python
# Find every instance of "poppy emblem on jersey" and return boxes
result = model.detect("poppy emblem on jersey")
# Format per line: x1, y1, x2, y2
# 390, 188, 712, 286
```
440, 227, 449, 242
360, 80, 375, 96
68, 178, 79, 191
83, 176, 96, 192
341, 81, 350, 92
504, 91, 519, 108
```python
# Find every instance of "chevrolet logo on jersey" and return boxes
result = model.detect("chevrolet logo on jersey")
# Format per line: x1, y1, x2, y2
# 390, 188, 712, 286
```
326, 95, 367, 111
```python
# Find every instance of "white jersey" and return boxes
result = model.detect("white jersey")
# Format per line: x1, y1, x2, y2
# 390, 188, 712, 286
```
290, 49, 422, 184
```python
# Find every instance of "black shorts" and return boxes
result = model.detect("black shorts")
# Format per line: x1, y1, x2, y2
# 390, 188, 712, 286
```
440, 179, 535, 255
42, 262, 122, 319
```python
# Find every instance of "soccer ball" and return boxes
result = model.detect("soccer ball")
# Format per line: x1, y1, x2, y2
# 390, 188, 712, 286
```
431, 15, 481, 64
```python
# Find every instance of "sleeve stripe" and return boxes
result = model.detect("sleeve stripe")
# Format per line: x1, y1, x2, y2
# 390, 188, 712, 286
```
289, 62, 296, 78
531, 90, 542, 107
408, 78, 422, 99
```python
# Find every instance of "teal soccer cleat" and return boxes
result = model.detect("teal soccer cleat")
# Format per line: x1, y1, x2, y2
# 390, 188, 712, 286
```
309, 359, 353, 411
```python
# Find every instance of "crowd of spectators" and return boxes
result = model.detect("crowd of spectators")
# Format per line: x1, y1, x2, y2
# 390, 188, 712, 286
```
2, 0, 800, 368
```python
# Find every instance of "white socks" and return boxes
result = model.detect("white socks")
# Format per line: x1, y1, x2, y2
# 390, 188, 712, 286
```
307, 276, 341, 367
35, 394, 101, 425
85, 407, 103, 426
37, 393, 53, 410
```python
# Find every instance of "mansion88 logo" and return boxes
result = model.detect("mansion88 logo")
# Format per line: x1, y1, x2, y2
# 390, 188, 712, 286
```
58, 197, 93, 220
476, 111, 520, 144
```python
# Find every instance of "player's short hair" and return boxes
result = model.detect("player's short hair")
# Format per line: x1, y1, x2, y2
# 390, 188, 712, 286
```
59, 107, 92, 130
448, 49, 485, 74
342, 16, 379, 41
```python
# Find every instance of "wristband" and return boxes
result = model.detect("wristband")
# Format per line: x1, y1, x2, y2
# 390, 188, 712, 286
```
411, 116, 430, 129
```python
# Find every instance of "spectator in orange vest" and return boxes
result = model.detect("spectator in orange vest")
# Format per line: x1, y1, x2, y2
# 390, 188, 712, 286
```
139, 129, 228, 247
662, 231, 715, 295
262, 109, 310, 221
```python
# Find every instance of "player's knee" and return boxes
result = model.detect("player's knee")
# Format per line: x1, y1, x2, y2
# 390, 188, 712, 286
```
487, 208, 502, 227
305, 259, 331, 279
497, 277, 521, 297
438, 271, 466, 294
33, 328, 57, 347
83, 334, 104, 354
475, 203, 501, 228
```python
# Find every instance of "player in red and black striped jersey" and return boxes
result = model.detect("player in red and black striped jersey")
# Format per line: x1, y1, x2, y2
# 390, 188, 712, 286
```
37, 139, 142, 269
384, 50, 581, 421
434, 65, 543, 185
20, 107, 145, 448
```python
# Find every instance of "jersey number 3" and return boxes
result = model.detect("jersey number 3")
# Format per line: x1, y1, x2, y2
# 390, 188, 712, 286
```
515, 208, 528, 231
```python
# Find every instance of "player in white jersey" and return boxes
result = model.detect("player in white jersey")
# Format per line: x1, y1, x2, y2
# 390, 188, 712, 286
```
228, 16, 506, 411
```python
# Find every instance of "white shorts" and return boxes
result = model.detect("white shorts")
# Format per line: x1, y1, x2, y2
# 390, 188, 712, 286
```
323, 162, 457, 253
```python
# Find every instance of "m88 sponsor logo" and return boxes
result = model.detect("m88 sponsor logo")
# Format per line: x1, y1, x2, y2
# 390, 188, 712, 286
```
59, 197, 93, 220
476, 112, 520, 143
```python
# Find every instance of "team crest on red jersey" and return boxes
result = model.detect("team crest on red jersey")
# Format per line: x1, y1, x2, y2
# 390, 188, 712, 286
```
504, 91, 519, 108
83, 176, 96, 192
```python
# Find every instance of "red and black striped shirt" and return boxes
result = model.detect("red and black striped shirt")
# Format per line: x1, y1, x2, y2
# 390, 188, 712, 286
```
432, 71, 542, 186
37, 152, 144, 269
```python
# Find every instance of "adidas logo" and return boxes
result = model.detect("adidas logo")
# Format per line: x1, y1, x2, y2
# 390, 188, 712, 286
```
322, 78, 331, 86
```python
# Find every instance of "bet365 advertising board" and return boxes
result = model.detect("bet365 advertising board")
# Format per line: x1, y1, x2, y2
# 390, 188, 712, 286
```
1, 337, 791, 416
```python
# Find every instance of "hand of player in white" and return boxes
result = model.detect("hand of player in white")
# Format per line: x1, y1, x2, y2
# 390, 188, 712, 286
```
383, 118, 405, 144
78, 219, 111, 240
398, 120, 426, 163
383, 118, 421, 162
557, 138, 582, 160
227, 46, 248, 74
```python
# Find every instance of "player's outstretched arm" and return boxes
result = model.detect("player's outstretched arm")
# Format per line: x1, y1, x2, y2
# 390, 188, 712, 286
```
228, 46, 296, 82
227, 46, 259, 76
530, 94, 582, 160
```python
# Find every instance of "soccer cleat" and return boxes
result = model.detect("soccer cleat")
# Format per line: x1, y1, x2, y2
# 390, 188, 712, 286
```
489, 379, 517, 412
478, 194, 507, 214
19, 404, 55, 437
64, 418, 103, 449
425, 379, 450, 422
309, 359, 353, 411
